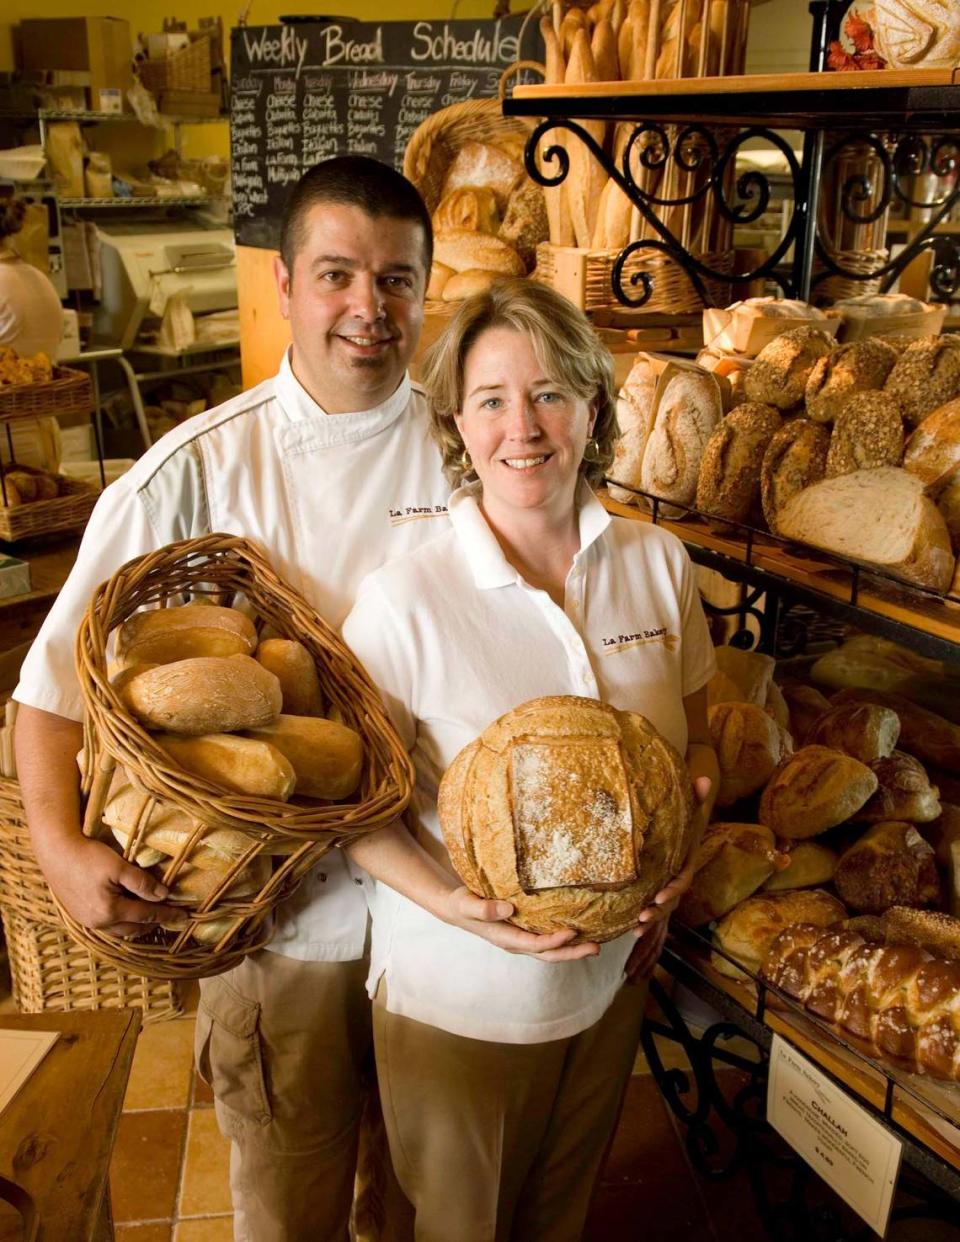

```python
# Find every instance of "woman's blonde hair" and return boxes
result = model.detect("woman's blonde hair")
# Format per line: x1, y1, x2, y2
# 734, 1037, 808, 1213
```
420, 278, 618, 488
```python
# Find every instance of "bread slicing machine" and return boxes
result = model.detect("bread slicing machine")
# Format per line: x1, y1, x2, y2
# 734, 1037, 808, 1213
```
92, 222, 237, 350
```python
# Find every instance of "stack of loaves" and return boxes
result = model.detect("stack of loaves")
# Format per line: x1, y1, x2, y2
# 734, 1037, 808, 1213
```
674, 637, 960, 1078
609, 306, 960, 595
101, 602, 364, 941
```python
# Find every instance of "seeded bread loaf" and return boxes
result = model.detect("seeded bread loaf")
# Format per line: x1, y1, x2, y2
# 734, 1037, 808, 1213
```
744, 327, 835, 411
776, 467, 956, 592
883, 334, 960, 426
805, 338, 898, 424
695, 402, 782, 524
824, 392, 904, 478
639, 370, 721, 515
124, 655, 283, 735
760, 418, 830, 533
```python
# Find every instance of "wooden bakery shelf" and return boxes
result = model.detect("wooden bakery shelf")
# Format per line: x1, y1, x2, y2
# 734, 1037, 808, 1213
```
600, 489, 960, 663
663, 925, 960, 1188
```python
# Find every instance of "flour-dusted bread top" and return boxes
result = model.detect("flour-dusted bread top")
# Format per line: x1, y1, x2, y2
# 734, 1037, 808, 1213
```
776, 467, 956, 592
639, 369, 721, 513
607, 354, 660, 504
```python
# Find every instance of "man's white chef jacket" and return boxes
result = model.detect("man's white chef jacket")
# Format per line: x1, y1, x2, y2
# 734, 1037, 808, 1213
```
341, 482, 717, 1044
14, 351, 450, 961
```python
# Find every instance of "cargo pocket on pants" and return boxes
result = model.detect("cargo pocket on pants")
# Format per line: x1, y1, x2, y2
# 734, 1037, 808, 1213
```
196, 977, 272, 1127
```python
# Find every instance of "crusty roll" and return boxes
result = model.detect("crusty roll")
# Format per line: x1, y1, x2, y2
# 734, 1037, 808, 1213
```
607, 354, 659, 504
902, 395, 960, 493
432, 186, 499, 235
884, 334, 960, 427
117, 604, 257, 667
760, 418, 830, 533
708, 701, 783, 807
254, 638, 323, 717
711, 887, 846, 978
856, 751, 942, 824
639, 370, 721, 515
432, 231, 525, 276
441, 269, 502, 301
155, 732, 296, 800
695, 402, 782, 525
834, 821, 941, 914
744, 327, 835, 411
759, 745, 878, 838
677, 823, 790, 927
828, 687, 960, 773
761, 839, 839, 892
824, 392, 904, 478
244, 715, 363, 800
124, 656, 282, 735
804, 338, 898, 424
804, 702, 901, 764
708, 645, 775, 708
779, 681, 832, 744
438, 696, 694, 942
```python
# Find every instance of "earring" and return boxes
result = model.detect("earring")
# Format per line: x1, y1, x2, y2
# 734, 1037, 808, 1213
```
459, 447, 473, 473
582, 437, 601, 464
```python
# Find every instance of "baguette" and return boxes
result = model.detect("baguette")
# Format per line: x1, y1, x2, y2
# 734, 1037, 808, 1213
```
155, 732, 296, 800
243, 715, 363, 800
565, 30, 607, 248
117, 604, 257, 666
125, 655, 283, 735
255, 638, 323, 717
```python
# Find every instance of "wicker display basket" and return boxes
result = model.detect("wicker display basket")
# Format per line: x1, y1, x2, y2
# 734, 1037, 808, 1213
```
0, 366, 92, 422
65, 533, 414, 979
813, 247, 889, 303
0, 778, 182, 1021
0, 475, 97, 541
535, 242, 735, 316
138, 35, 212, 95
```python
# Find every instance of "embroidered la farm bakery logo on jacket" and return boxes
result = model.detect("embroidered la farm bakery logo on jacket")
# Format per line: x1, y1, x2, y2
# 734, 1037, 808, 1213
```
388, 502, 449, 527
601, 625, 679, 655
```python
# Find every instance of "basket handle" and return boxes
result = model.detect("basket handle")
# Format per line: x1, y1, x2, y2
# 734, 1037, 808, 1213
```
82, 749, 116, 839
498, 59, 545, 102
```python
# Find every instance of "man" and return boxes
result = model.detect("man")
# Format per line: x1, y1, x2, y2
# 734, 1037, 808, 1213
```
15, 156, 466, 1242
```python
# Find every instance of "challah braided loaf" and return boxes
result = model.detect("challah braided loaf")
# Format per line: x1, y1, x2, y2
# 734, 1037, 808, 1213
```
761, 924, 960, 1080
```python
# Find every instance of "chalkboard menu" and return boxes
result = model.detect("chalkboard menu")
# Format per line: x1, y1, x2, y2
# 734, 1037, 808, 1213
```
231, 15, 540, 249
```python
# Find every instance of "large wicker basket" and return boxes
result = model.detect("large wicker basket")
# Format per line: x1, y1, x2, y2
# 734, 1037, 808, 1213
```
65, 533, 414, 979
0, 778, 182, 1021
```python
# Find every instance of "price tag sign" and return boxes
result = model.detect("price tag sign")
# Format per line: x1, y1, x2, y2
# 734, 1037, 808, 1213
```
767, 1035, 902, 1235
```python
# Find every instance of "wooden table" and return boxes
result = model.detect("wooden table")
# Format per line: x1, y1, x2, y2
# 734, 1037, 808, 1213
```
0, 1009, 140, 1241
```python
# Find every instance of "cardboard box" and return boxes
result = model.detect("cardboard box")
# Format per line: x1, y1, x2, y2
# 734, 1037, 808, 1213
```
0, 557, 31, 601
18, 18, 134, 103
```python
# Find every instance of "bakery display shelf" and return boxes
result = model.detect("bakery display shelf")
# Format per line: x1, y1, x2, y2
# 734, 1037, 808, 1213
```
649, 923, 960, 1192
600, 488, 960, 664
0, 109, 227, 124
59, 195, 214, 209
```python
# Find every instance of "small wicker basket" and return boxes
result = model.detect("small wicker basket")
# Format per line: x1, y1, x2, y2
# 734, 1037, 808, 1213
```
0, 476, 97, 542
138, 35, 212, 95
66, 532, 414, 979
0, 367, 92, 422
0, 778, 182, 1021
813, 247, 889, 303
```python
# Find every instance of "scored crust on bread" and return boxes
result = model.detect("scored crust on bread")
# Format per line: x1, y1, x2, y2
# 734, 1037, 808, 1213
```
833, 821, 941, 914
804, 701, 901, 763
640, 370, 721, 514
695, 402, 782, 524
438, 696, 694, 942
883, 334, 960, 427
856, 751, 942, 824
744, 326, 835, 410
711, 887, 846, 977
902, 395, 960, 493
824, 391, 905, 478
607, 355, 659, 504
758, 745, 879, 838
805, 338, 898, 425
708, 701, 784, 806
760, 418, 830, 533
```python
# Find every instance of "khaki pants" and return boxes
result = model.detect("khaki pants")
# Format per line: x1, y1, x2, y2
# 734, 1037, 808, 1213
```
373, 981, 648, 1242
196, 950, 405, 1242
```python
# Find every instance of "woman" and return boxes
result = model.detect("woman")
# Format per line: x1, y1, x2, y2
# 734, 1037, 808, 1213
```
343, 278, 718, 1241
0, 191, 63, 359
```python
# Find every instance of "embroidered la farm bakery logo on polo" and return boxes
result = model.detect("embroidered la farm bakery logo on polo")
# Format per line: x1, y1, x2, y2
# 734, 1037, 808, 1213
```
601, 626, 679, 655
388, 502, 449, 526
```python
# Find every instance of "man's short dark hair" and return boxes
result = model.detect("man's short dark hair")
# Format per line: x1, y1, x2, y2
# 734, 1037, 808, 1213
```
279, 156, 433, 279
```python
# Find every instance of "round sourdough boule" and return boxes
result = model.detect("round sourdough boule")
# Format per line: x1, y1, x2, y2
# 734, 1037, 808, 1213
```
117, 603, 258, 666
758, 744, 879, 838
438, 695, 695, 942
124, 655, 283, 735
804, 702, 901, 763
804, 338, 898, 425
708, 701, 783, 807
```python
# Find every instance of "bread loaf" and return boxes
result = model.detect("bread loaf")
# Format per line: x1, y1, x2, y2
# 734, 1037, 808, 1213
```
761, 840, 838, 892
856, 751, 941, 824
639, 370, 721, 515
125, 656, 282, 735
884, 334, 960, 426
711, 888, 846, 978
834, 820, 941, 913
708, 646, 775, 707
805, 339, 898, 424
760, 418, 830, 533
828, 687, 960, 772
824, 392, 904, 478
779, 682, 832, 743
936, 471, 960, 552
161, 853, 272, 905
438, 696, 695, 942
426, 263, 454, 300
761, 924, 960, 1080
244, 715, 363, 800
432, 231, 525, 277
155, 733, 296, 800
708, 701, 783, 806
758, 745, 878, 838
695, 403, 782, 524
607, 355, 659, 504
497, 179, 548, 271
881, 907, 960, 962
254, 638, 323, 717
744, 327, 835, 411
776, 467, 956, 592
442, 270, 501, 301
902, 395, 960, 493
440, 141, 523, 208
677, 823, 789, 927
804, 702, 901, 763
432, 187, 500, 235
117, 604, 257, 666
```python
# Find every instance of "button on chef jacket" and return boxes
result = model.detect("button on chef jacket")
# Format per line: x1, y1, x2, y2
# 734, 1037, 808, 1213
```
14, 350, 451, 961
341, 481, 717, 1044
